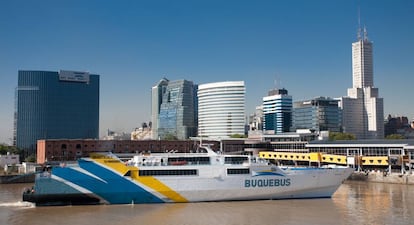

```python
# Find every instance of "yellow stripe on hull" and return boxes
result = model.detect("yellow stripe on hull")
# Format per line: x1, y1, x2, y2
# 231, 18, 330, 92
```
135, 177, 188, 202
91, 156, 188, 203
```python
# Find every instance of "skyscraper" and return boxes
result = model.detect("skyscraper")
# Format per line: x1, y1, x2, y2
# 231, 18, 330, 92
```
151, 78, 169, 139
14, 70, 100, 156
262, 88, 292, 134
340, 28, 384, 139
151, 78, 197, 140
198, 81, 245, 138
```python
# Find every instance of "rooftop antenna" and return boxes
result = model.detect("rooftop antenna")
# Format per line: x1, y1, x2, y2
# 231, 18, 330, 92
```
274, 74, 281, 90
363, 25, 369, 41
357, 3, 362, 41
274, 78, 278, 90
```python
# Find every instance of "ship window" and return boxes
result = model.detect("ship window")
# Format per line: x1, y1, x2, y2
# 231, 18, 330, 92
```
139, 169, 198, 176
124, 171, 131, 177
225, 157, 248, 164
168, 157, 210, 165
227, 168, 250, 175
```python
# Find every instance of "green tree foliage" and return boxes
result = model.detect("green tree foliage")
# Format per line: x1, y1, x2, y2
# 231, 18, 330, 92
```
329, 132, 356, 141
229, 134, 247, 138
385, 134, 405, 139
25, 154, 36, 163
0, 144, 20, 155
163, 133, 178, 141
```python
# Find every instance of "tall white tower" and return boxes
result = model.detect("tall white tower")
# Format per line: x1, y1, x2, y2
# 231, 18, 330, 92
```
352, 28, 374, 88
341, 27, 384, 139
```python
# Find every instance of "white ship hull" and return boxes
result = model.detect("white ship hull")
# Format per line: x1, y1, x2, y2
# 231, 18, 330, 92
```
136, 165, 353, 202
23, 146, 353, 206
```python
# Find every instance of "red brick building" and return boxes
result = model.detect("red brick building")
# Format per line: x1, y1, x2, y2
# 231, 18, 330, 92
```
36, 139, 226, 164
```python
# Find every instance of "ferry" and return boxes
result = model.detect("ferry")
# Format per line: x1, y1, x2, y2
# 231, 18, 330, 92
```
23, 145, 353, 206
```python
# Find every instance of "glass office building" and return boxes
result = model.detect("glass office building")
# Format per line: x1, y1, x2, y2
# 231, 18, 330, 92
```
198, 81, 245, 138
292, 97, 341, 132
152, 79, 197, 140
14, 70, 99, 155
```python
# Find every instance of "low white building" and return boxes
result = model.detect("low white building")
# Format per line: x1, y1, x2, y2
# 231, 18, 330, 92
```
0, 153, 20, 168
131, 127, 152, 140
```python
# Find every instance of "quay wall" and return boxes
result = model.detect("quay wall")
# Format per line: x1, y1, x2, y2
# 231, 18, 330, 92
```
349, 172, 414, 185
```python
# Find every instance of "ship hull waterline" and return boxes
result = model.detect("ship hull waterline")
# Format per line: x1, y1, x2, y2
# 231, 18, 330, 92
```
23, 161, 353, 206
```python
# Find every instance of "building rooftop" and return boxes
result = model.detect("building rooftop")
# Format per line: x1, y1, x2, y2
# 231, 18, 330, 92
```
308, 139, 414, 147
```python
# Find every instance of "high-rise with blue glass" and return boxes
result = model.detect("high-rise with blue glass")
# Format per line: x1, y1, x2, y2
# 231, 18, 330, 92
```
151, 78, 197, 140
14, 70, 99, 155
262, 88, 292, 134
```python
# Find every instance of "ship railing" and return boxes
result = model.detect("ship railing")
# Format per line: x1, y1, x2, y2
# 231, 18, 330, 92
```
36, 171, 51, 178
89, 152, 122, 161
249, 156, 270, 165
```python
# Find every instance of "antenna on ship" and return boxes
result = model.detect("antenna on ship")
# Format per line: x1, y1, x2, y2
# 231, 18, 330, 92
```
199, 129, 202, 145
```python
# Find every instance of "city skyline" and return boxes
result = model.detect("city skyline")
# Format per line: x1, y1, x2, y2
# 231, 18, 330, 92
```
1, 0, 413, 144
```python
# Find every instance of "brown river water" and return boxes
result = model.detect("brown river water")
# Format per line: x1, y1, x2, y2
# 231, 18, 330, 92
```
0, 181, 413, 225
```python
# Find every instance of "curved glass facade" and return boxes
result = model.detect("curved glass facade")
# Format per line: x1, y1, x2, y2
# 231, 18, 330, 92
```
198, 81, 245, 138
15, 70, 99, 155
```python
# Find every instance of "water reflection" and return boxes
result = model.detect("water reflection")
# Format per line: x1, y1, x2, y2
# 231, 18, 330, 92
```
332, 181, 413, 225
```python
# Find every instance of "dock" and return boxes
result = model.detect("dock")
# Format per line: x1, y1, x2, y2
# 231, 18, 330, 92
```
0, 173, 35, 184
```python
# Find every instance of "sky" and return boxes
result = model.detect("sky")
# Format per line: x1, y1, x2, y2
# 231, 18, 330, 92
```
0, 0, 413, 144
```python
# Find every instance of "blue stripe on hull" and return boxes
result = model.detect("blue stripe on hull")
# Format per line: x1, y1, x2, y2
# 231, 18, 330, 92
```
35, 176, 84, 194
51, 160, 164, 204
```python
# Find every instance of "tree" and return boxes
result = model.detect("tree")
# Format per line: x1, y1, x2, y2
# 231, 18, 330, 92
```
229, 134, 247, 138
385, 134, 405, 139
0, 144, 20, 155
163, 133, 178, 141
329, 132, 356, 141
25, 154, 36, 163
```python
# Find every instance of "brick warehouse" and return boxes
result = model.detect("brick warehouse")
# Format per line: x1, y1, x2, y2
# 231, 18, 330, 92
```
36, 139, 245, 164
